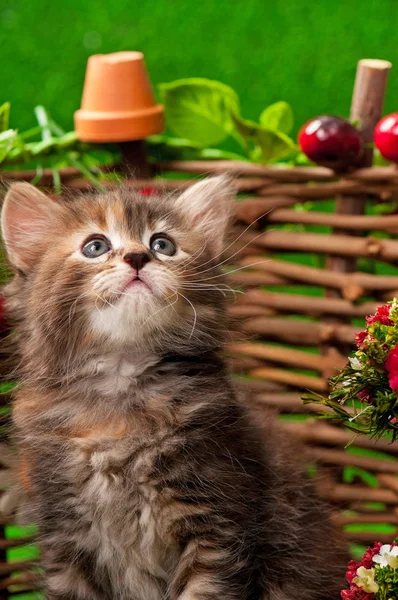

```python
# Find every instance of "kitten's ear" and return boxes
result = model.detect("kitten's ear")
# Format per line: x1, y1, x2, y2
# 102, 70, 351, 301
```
1, 182, 63, 271
175, 176, 235, 254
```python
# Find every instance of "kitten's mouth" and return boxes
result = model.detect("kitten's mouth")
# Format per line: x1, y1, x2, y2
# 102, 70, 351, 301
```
124, 275, 152, 293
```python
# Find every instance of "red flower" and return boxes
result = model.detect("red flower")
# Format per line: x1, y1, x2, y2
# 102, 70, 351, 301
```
357, 389, 373, 404
386, 344, 398, 391
366, 303, 393, 326
341, 542, 382, 599
140, 188, 156, 196
354, 331, 368, 348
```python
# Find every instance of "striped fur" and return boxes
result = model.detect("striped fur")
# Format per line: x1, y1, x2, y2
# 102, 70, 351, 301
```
1, 179, 347, 599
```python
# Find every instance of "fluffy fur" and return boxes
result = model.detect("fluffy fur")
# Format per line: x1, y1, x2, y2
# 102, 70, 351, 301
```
1, 179, 347, 599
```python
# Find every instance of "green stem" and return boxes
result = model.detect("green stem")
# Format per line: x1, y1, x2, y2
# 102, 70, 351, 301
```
19, 126, 44, 140
49, 119, 65, 137
67, 154, 104, 192
52, 167, 61, 195
30, 164, 44, 186
34, 105, 52, 142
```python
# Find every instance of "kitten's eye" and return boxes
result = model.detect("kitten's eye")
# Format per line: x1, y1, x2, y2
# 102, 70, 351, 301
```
81, 237, 111, 258
150, 236, 176, 257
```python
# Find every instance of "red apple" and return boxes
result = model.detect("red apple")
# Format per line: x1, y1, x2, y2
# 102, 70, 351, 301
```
374, 113, 398, 162
298, 115, 363, 170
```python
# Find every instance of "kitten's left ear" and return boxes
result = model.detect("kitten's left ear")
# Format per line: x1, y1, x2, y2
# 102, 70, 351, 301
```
175, 176, 235, 254
1, 182, 64, 272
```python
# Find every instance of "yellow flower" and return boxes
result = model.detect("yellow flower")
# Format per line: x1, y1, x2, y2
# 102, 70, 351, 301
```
353, 566, 379, 594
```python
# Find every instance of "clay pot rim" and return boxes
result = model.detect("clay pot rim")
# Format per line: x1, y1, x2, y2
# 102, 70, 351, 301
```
75, 105, 164, 120
88, 50, 144, 64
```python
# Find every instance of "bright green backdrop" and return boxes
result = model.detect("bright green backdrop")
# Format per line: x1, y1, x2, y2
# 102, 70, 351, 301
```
1, 0, 398, 136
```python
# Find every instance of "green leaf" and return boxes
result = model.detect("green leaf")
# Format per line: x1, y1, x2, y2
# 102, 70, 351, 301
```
0, 129, 17, 164
259, 101, 294, 134
0, 102, 10, 133
232, 112, 297, 163
159, 78, 240, 147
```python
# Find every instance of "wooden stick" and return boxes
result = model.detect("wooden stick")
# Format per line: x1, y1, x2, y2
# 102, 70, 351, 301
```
227, 305, 276, 318
158, 160, 336, 181
229, 270, 290, 288
227, 341, 345, 373
256, 179, 398, 198
247, 367, 328, 392
0, 560, 39, 576
278, 420, 398, 454
318, 483, 398, 504
119, 140, 151, 178
0, 572, 41, 591
345, 531, 398, 544
238, 255, 398, 298
334, 513, 398, 526
311, 447, 398, 474
240, 288, 379, 318
351, 59, 392, 163
237, 205, 398, 232
239, 229, 398, 261
378, 474, 398, 493
241, 316, 359, 346
157, 161, 398, 183
234, 378, 289, 394
63, 176, 272, 193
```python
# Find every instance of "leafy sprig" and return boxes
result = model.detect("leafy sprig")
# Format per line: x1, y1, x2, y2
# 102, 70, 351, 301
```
303, 300, 398, 442
0, 103, 119, 193
149, 78, 299, 164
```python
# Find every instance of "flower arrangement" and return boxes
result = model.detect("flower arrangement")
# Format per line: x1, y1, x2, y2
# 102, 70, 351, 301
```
341, 541, 398, 599
303, 300, 398, 597
303, 299, 398, 441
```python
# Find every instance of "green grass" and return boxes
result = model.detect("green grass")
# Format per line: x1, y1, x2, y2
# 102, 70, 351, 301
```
1, 0, 398, 138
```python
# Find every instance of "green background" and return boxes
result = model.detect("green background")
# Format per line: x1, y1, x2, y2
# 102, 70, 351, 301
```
1, 0, 398, 135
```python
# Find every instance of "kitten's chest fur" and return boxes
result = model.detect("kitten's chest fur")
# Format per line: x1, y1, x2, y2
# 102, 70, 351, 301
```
69, 411, 180, 597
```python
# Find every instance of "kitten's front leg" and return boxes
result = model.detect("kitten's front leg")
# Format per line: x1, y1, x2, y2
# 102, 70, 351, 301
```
44, 564, 105, 600
170, 537, 255, 600
42, 543, 108, 600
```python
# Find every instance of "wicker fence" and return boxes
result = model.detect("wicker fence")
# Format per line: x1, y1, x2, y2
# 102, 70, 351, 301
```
1, 161, 398, 597
1, 58, 398, 596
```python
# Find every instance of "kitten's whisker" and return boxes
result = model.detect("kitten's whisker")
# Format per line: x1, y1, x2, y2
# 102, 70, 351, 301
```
173, 242, 209, 274
186, 228, 274, 279
67, 290, 91, 331
177, 292, 197, 339
184, 258, 272, 282
180, 209, 275, 276
139, 292, 179, 330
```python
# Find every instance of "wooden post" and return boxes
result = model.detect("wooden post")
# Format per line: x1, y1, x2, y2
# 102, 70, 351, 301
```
119, 140, 151, 179
323, 59, 392, 378
351, 59, 392, 166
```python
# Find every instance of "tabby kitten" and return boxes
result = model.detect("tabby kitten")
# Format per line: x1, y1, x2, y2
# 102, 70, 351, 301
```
1, 178, 346, 600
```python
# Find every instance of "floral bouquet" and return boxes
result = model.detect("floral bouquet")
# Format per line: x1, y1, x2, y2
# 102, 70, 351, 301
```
341, 541, 398, 599
303, 299, 398, 441
303, 300, 398, 598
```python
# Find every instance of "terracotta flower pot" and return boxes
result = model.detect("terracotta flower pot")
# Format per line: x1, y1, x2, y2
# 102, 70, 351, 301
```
74, 51, 164, 143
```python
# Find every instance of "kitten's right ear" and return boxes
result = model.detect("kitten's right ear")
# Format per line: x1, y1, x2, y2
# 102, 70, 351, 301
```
1, 182, 63, 271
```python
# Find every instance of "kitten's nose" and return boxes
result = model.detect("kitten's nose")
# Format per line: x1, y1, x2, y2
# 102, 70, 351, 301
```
123, 252, 150, 271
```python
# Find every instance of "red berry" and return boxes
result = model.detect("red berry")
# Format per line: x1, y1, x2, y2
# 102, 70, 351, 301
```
298, 115, 363, 170
374, 112, 398, 162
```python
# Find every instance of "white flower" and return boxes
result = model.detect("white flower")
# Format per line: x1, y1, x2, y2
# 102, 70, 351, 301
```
373, 544, 398, 568
349, 357, 363, 370
353, 566, 379, 593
